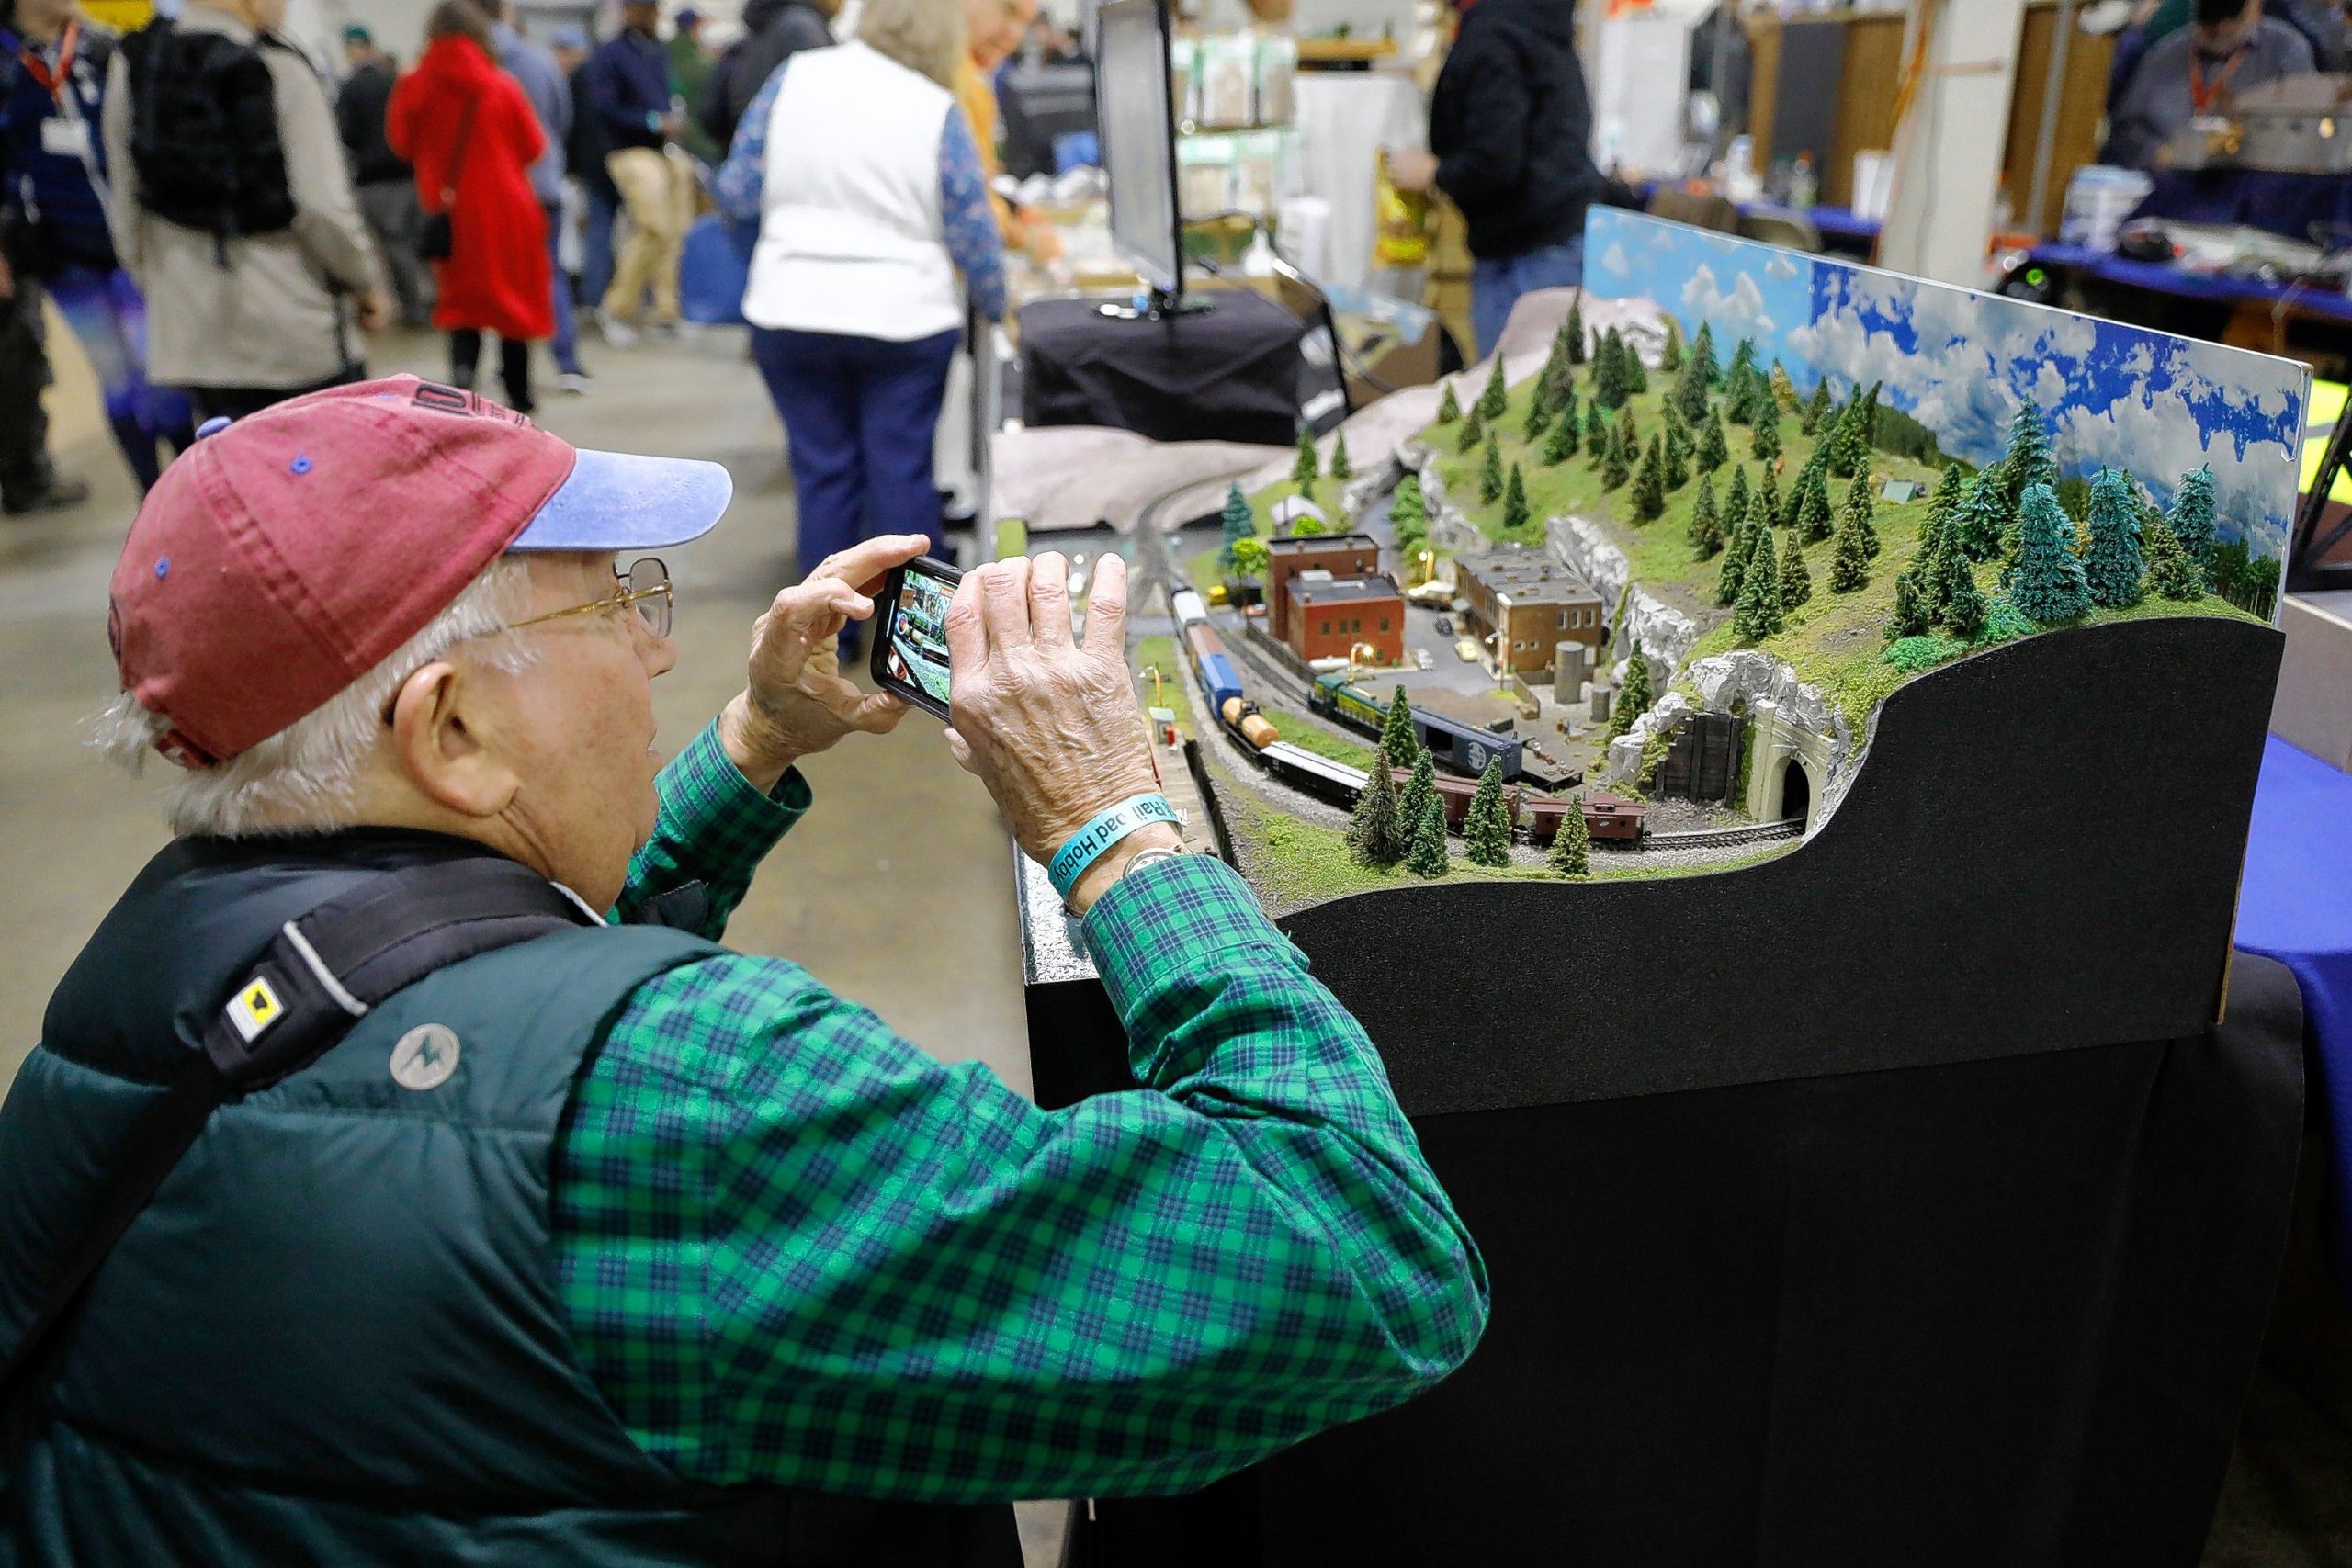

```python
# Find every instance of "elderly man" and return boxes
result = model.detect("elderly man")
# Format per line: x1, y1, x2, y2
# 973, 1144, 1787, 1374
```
0, 378, 1486, 1562
2105, 0, 2318, 169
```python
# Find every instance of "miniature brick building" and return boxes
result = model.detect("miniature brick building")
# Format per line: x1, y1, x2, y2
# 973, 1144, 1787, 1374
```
1287, 571, 1405, 666
1456, 545, 1604, 677
1267, 534, 1381, 642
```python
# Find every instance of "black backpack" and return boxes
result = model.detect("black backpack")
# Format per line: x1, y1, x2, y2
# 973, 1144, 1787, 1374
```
118, 17, 297, 247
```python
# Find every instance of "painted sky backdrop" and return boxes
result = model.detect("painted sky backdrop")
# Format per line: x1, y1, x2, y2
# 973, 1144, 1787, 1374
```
1582, 209, 2308, 565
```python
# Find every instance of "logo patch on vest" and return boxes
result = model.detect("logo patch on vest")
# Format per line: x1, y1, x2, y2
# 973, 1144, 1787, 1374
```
390, 1024, 461, 1091
225, 977, 284, 1042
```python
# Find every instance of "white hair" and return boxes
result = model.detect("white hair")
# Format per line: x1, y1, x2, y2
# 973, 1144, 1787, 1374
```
94, 557, 538, 839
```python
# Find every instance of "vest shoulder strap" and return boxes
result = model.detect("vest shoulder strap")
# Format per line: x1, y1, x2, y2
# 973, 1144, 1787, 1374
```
0, 858, 596, 1420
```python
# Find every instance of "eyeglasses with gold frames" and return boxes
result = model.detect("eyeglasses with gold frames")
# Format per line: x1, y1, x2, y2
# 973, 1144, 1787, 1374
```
511, 557, 673, 639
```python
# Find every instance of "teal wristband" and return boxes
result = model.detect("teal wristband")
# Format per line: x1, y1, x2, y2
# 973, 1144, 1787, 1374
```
1046, 793, 1181, 898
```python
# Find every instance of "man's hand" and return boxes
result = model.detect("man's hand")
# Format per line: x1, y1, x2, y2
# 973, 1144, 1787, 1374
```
944, 553, 1172, 911
719, 533, 932, 790
355, 291, 390, 332
1384, 148, 1438, 195
1019, 212, 1065, 265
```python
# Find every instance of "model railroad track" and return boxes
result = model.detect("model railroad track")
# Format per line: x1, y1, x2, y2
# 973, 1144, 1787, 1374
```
1645, 819, 1805, 851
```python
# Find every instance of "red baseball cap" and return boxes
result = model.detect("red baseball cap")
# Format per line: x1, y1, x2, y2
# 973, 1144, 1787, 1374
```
108, 376, 733, 768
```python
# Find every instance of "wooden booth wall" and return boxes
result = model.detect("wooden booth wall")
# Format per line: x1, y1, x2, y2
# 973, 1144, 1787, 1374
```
1748, 2, 2113, 234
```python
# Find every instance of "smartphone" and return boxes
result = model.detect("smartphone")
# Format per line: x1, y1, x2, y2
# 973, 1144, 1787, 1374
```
870, 557, 962, 720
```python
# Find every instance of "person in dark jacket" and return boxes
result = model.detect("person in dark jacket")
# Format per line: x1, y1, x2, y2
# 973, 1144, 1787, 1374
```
338, 27, 430, 328
556, 25, 616, 310
1, 0, 191, 491
698, 0, 835, 151
582, 0, 686, 339
1388, 0, 1602, 357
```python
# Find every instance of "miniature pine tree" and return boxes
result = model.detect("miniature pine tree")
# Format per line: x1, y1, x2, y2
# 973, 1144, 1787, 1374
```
1750, 403, 1781, 464
1435, 383, 1462, 425
1623, 339, 1648, 395
1801, 379, 1832, 435
1583, 404, 1609, 468
1379, 684, 1419, 767
1796, 466, 1834, 543
1724, 363, 1757, 427
1715, 515, 1752, 606
1522, 392, 1553, 441
2009, 482, 2092, 624
1399, 745, 1439, 834
1691, 321, 1719, 387
1329, 434, 1354, 482
1778, 527, 1812, 608
2083, 467, 2144, 609
1565, 298, 1587, 364
1954, 466, 2008, 560
1291, 425, 1321, 490
1216, 480, 1254, 570
1663, 400, 1690, 459
1826, 395, 1868, 479
1734, 530, 1784, 638
1755, 464, 1781, 544
1613, 405, 1638, 460
1611, 642, 1653, 737
2166, 464, 2219, 574
1502, 463, 1532, 535
1828, 492, 1872, 592
1662, 424, 1690, 492
1346, 751, 1408, 867
1941, 554, 1989, 638
1673, 344, 1713, 423
1660, 318, 1685, 373
2145, 514, 2208, 601
1389, 472, 1427, 532
1477, 354, 1509, 421
2002, 399, 2057, 510
1724, 465, 1752, 534
1592, 330, 1625, 409
1406, 791, 1450, 878
1464, 759, 1512, 867
1770, 361, 1799, 412
1725, 336, 1758, 392
1927, 460, 1965, 545
1912, 494, 1950, 622
1600, 435, 1631, 492
1538, 326, 1572, 410
1632, 435, 1667, 522
1859, 381, 1884, 446
1456, 402, 1485, 455
1479, 435, 1506, 504
1542, 405, 1578, 466
1548, 795, 1592, 876
1689, 471, 1724, 558
1845, 470, 1881, 558
1696, 407, 1729, 473
1884, 569, 1931, 642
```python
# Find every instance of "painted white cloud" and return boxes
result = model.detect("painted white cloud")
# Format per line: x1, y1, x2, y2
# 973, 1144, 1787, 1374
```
1679, 263, 1778, 342
1599, 240, 1632, 278
1765, 252, 1801, 281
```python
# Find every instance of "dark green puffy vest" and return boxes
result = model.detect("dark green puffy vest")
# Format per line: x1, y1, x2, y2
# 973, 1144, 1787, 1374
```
0, 830, 1021, 1567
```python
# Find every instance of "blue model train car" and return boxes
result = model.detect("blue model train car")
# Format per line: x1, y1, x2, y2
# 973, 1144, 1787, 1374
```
1308, 673, 1525, 780
1170, 590, 1244, 715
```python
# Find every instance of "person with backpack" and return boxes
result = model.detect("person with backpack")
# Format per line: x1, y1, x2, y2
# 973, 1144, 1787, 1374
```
99, 0, 388, 423
388, 0, 553, 414
1, 0, 193, 493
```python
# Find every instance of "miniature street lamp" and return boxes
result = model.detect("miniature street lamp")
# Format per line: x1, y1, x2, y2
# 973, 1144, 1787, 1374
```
1416, 547, 1436, 587
1349, 641, 1380, 676
1485, 630, 1510, 693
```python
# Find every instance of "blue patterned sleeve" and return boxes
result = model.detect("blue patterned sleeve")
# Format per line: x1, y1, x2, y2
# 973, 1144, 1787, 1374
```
938, 106, 1007, 322
714, 62, 788, 225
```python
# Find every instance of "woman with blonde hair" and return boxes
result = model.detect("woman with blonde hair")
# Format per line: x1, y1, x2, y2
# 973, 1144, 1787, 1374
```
715, 0, 1003, 657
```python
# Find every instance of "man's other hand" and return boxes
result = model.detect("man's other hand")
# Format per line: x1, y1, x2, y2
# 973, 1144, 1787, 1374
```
355, 291, 390, 333
721, 533, 931, 789
1384, 148, 1438, 194
943, 553, 1163, 875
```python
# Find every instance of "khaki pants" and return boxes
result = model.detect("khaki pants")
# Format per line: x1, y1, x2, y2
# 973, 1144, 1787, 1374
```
601, 147, 694, 325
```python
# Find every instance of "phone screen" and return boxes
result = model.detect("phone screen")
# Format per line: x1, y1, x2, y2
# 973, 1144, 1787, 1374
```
872, 558, 961, 718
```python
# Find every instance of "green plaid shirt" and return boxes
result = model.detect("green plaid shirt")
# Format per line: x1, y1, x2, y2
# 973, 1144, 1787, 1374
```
555, 723, 1487, 1504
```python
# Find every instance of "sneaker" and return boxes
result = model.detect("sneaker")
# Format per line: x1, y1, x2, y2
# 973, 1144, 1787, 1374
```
647, 320, 683, 342
598, 310, 640, 347
560, 371, 593, 396
2, 475, 92, 516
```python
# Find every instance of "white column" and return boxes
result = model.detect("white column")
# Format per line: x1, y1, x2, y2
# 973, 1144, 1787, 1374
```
1877, 0, 2028, 289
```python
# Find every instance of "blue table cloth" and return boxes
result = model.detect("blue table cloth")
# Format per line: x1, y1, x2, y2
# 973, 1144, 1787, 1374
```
2133, 167, 2352, 247
2236, 735, 2352, 1279
2025, 243, 2352, 327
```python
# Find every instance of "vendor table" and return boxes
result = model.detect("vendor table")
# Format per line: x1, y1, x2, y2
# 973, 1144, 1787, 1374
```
2237, 735, 2352, 1284
2133, 167, 2352, 247
1018, 288, 1308, 447
2020, 242, 2352, 330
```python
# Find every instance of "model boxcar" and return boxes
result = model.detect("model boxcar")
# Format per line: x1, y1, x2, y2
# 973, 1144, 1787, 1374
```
1523, 791, 1650, 844
1393, 769, 1523, 829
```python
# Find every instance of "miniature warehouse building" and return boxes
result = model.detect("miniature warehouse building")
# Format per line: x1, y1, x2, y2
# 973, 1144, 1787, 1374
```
1455, 544, 1604, 678
1267, 534, 1381, 642
1287, 571, 1406, 667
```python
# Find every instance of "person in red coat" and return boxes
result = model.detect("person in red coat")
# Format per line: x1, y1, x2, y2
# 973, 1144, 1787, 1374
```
389, 0, 554, 412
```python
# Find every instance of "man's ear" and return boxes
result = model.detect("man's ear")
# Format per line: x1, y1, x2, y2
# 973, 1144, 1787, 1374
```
386, 660, 522, 820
